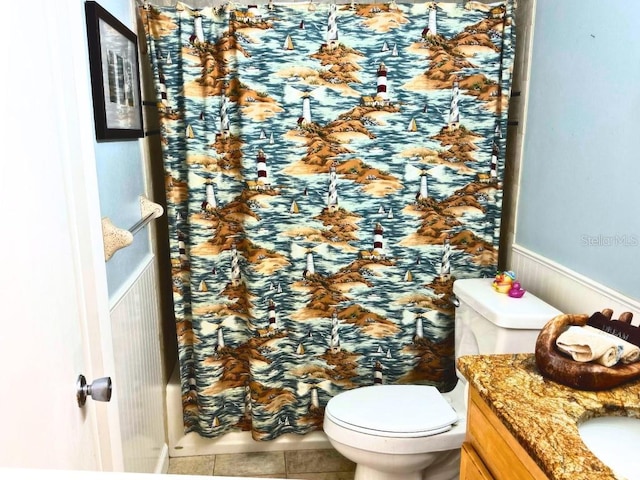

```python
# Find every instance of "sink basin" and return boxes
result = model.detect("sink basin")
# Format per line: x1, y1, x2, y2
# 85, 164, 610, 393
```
579, 416, 640, 479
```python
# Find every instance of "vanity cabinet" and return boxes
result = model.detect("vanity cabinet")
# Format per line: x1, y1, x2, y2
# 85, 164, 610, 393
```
460, 386, 549, 480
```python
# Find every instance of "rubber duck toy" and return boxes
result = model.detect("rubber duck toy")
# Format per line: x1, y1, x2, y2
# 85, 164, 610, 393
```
508, 281, 526, 298
492, 271, 515, 294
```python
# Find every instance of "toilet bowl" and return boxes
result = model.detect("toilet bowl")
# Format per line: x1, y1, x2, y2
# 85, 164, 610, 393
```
323, 278, 562, 480
324, 382, 467, 480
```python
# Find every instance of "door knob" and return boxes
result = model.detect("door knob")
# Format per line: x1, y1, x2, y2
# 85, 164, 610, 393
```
76, 374, 112, 407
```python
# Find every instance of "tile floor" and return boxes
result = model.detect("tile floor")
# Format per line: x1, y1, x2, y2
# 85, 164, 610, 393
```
168, 448, 356, 479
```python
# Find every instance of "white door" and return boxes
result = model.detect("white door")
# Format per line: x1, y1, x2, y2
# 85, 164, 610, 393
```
0, 0, 122, 471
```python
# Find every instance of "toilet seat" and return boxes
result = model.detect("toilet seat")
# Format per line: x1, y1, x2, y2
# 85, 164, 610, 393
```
325, 385, 458, 438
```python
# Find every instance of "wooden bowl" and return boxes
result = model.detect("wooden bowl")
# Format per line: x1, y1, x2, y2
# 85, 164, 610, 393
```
535, 313, 640, 391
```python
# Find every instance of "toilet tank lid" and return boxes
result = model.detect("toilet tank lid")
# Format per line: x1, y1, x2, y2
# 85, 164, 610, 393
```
453, 278, 562, 329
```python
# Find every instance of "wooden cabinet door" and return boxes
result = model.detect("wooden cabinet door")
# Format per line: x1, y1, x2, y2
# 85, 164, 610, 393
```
461, 443, 495, 480
465, 387, 548, 480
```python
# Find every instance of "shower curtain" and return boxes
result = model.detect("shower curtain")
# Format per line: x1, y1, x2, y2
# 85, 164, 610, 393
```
141, 0, 515, 440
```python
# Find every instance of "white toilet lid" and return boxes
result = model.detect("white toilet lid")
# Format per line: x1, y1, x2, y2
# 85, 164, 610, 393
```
325, 385, 459, 438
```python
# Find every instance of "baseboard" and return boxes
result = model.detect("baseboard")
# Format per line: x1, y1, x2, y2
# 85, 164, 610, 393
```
510, 244, 640, 321
154, 443, 169, 474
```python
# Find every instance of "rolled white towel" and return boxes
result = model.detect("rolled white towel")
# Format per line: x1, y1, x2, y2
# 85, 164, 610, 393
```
556, 325, 640, 367
583, 325, 640, 364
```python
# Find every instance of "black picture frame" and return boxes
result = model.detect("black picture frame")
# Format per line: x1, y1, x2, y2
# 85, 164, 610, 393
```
85, 1, 143, 140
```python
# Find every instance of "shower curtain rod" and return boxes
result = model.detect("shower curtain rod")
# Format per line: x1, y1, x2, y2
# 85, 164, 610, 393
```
138, 0, 475, 8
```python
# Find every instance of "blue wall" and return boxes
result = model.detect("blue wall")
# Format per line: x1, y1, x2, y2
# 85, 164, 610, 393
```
90, 0, 150, 301
517, 0, 640, 300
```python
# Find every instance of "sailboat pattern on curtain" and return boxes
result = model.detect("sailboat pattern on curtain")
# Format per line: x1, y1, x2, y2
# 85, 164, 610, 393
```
142, 1, 515, 440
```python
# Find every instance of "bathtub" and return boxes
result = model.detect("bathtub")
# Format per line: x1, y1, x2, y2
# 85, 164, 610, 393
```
167, 364, 332, 457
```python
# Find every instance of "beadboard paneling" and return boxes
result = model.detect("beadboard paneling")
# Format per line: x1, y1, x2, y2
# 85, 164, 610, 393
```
110, 258, 168, 473
510, 244, 639, 322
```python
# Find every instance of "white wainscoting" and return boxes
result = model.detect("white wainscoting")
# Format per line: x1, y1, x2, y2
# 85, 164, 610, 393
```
110, 257, 168, 473
510, 244, 640, 321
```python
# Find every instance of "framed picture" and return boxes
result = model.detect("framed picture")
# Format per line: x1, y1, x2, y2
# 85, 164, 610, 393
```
85, 1, 143, 140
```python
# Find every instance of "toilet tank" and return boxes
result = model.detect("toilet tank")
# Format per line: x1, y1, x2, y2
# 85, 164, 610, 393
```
453, 278, 562, 364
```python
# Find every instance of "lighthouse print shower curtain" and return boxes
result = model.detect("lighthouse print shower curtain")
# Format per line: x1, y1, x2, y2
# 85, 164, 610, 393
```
142, 0, 515, 440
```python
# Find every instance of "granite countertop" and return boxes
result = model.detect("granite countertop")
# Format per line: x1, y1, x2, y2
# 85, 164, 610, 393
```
457, 353, 640, 480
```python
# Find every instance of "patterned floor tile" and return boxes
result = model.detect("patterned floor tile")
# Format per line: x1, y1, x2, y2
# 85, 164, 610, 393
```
167, 455, 215, 475
213, 451, 287, 477
285, 449, 355, 474
287, 473, 355, 480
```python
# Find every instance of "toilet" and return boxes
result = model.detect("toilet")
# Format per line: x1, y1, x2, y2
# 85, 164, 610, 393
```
323, 278, 562, 480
